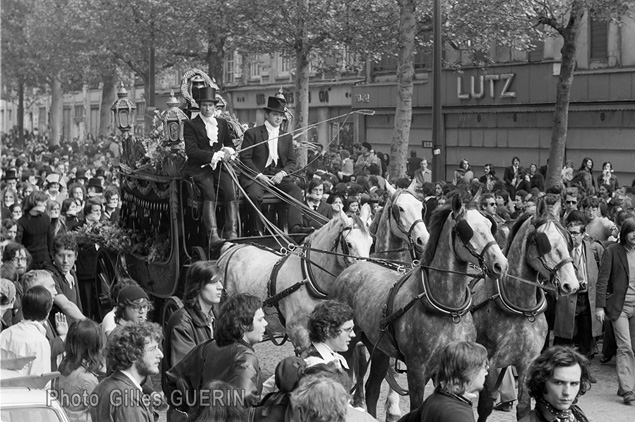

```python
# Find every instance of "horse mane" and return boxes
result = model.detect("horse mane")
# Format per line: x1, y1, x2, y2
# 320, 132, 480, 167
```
421, 206, 452, 266
369, 204, 384, 236
504, 213, 534, 255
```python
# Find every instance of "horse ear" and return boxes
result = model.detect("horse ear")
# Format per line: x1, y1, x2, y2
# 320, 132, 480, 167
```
385, 182, 396, 195
472, 186, 483, 204
452, 193, 463, 215
359, 203, 372, 226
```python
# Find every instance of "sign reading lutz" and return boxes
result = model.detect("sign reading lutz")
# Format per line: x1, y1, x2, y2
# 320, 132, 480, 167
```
457, 74, 516, 100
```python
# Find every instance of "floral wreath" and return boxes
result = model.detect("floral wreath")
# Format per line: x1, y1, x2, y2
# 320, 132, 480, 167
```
180, 69, 218, 109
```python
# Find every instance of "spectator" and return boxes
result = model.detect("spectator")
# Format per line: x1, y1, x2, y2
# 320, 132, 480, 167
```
494, 189, 512, 221
60, 198, 82, 232
572, 157, 596, 196
598, 161, 619, 192
345, 197, 360, 217
478, 163, 499, 192
562, 187, 580, 223
326, 193, 346, 217
100, 278, 139, 338
9, 203, 22, 220
452, 159, 474, 186
406, 150, 423, 179
1, 218, 18, 242
503, 157, 521, 196
47, 200, 65, 239
289, 377, 348, 422
54, 319, 105, 422
353, 142, 381, 177
595, 218, 635, 404
109, 285, 153, 338
162, 261, 223, 422
302, 178, 331, 230
43, 234, 84, 319
520, 346, 591, 421
397, 341, 489, 422
0, 285, 53, 375
411, 158, 432, 191
1, 187, 17, 220
165, 294, 267, 414
582, 196, 616, 242
90, 321, 164, 422
2, 242, 31, 278
302, 300, 355, 369
101, 187, 121, 224
554, 212, 603, 365
0, 278, 17, 333
16, 190, 52, 269
528, 163, 545, 192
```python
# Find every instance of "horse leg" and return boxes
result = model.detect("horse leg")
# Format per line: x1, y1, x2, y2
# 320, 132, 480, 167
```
384, 361, 402, 422
515, 364, 532, 420
406, 359, 428, 410
476, 370, 498, 422
341, 334, 368, 409
364, 350, 390, 418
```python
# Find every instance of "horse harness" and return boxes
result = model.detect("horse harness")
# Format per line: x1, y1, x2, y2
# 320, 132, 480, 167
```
263, 226, 354, 328
390, 190, 426, 262
470, 276, 547, 322
530, 223, 574, 292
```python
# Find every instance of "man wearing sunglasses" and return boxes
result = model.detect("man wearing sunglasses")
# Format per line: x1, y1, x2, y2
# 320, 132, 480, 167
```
553, 211, 604, 370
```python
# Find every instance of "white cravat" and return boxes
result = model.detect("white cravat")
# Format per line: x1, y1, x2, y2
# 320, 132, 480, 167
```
264, 121, 279, 168
201, 115, 219, 147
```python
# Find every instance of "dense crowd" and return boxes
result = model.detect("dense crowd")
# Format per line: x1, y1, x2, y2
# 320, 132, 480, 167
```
2, 124, 635, 422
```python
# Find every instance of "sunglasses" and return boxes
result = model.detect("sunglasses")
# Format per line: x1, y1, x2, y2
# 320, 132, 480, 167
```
566, 200, 577, 204
487, 202, 497, 206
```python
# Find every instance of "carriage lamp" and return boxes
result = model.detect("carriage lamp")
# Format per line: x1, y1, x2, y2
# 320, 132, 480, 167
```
163, 90, 188, 150
111, 83, 137, 138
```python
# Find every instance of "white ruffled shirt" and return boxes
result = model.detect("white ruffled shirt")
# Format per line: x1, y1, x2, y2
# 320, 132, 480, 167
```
201, 115, 219, 147
264, 120, 279, 168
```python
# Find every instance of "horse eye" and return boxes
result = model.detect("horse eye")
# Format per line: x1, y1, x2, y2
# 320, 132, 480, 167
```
347, 242, 352, 249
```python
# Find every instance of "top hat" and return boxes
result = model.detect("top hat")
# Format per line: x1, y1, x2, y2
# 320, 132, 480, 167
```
74, 169, 88, 181
87, 178, 104, 193
94, 167, 107, 178
3, 168, 19, 181
196, 86, 218, 104
263, 96, 287, 114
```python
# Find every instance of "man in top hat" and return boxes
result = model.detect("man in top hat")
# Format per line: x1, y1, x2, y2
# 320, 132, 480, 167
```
73, 169, 88, 185
2, 168, 19, 191
240, 95, 307, 236
86, 178, 104, 199
184, 86, 239, 247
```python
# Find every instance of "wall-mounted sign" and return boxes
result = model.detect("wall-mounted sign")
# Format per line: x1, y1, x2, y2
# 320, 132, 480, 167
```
422, 141, 433, 148
355, 93, 370, 103
457, 74, 516, 100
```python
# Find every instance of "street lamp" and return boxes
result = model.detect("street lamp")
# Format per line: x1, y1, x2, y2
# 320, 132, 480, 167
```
163, 90, 188, 151
111, 83, 137, 138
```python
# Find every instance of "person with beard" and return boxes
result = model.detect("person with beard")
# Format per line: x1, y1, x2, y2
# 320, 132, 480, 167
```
184, 86, 238, 246
90, 320, 164, 422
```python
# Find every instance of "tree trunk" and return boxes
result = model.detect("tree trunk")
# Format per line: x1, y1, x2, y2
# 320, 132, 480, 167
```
389, 0, 416, 181
50, 76, 63, 146
99, 70, 117, 139
207, 23, 226, 91
294, 48, 310, 169
545, 1, 585, 190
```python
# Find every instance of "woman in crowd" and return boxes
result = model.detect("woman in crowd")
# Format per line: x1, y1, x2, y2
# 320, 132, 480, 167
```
453, 159, 474, 186
327, 193, 346, 217
595, 218, 635, 404
398, 341, 489, 422
16, 191, 51, 269
108, 285, 153, 339
9, 203, 22, 221
60, 198, 82, 232
54, 319, 105, 422
1, 188, 17, 220
345, 197, 360, 217
598, 161, 619, 191
1, 219, 18, 242
68, 183, 86, 216
573, 157, 596, 195
47, 200, 65, 239
162, 261, 223, 422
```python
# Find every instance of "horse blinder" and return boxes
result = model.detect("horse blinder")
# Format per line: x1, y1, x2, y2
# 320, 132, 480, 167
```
534, 232, 552, 256
455, 219, 474, 243
391, 203, 400, 222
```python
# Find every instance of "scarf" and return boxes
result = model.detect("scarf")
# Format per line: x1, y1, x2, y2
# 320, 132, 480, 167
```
201, 115, 219, 147
535, 397, 588, 422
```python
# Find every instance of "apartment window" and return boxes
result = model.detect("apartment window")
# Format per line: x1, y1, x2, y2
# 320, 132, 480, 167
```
74, 105, 84, 119
372, 56, 398, 72
225, 55, 235, 84
249, 58, 261, 79
279, 55, 292, 74
590, 19, 608, 60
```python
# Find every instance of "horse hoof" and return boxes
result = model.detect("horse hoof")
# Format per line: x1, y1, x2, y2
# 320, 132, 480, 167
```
386, 413, 401, 422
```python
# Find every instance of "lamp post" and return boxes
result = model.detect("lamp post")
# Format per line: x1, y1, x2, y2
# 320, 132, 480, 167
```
111, 83, 137, 138
162, 90, 188, 151
431, 0, 446, 182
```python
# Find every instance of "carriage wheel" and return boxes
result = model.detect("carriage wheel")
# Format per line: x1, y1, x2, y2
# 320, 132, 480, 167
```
191, 246, 207, 262
95, 251, 117, 320
161, 296, 184, 329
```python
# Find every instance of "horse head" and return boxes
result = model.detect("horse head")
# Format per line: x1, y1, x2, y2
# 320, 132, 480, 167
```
525, 198, 579, 295
450, 194, 508, 279
388, 190, 430, 257
326, 208, 373, 266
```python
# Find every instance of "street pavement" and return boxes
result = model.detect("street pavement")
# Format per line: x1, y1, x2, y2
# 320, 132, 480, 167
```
158, 342, 635, 422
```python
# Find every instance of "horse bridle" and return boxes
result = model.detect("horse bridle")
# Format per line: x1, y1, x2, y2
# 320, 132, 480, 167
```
530, 221, 574, 290
452, 211, 499, 277
389, 190, 426, 260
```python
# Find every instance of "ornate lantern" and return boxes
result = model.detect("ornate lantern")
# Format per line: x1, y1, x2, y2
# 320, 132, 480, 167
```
111, 83, 137, 137
163, 90, 188, 150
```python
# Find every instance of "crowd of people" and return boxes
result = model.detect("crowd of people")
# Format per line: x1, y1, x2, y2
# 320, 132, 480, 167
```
2, 98, 635, 421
